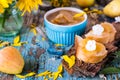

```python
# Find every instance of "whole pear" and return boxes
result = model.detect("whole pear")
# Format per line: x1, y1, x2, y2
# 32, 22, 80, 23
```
103, 0, 120, 17
0, 46, 24, 74
76, 0, 95, 7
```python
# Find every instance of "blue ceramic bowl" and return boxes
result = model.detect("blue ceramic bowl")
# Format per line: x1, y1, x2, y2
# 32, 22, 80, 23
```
44, 7, 87, 46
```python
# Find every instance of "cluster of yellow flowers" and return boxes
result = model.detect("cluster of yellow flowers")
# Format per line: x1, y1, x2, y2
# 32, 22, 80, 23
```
51, 0, 70, 7
0, 0, 42, 15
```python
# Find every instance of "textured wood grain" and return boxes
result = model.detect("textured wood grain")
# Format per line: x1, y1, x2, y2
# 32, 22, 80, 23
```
0, 6, 120, 80
0, 27, 119, 80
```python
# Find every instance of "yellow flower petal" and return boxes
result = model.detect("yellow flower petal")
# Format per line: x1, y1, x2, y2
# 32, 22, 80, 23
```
36, 71, 51, 77
12, 42, 27, 47
55, 44, 63, 47
62, 55, 75, 68
14, 35, 20, 44
57, 64, 63, 73
52, 72, 59, 80
8, 0, 12, 4
0, 41, 10, 47
42, 38, 45, 41
16, 72, 36, 78
12, 43, 22, 46
92, 8, 99, 12
59, 74, 62, 78
0, 5, 5, 13
73, 12, 86, 18
0, 0, 9, 8
52, 64, 63, 80
30, 23, 36, 28
0, 0, 12, 14
30, 28, 37, 35
83, 8, 89, 12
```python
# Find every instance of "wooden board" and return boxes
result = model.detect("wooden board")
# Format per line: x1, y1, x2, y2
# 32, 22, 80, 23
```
0, 25, 119, 80
0, 5, 120, 79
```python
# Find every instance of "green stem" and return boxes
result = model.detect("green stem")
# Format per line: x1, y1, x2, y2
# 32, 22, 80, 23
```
2, 12, 6, 28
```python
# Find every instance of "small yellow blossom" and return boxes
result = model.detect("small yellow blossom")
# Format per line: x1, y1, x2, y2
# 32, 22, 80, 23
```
0, 0, 42, 15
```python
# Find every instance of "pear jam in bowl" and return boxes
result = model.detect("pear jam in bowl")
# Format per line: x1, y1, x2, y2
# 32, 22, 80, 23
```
44, 7, 87, 46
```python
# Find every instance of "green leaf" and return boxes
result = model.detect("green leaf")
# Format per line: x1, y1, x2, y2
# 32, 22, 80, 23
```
0, 15, 3, 30
111, 57, 120, 64
100, 67, 120, 74
114, 51, 120, 57
111, 51, 120, 63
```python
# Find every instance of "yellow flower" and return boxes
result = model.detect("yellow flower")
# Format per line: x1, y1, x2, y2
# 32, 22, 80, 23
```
8, 0, 12, 4
0, 5, 4, 13
0, 0, 12, 13
16, 0, 43, 16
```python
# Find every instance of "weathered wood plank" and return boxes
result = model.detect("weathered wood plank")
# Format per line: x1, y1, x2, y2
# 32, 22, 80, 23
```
0, 27, 120, 80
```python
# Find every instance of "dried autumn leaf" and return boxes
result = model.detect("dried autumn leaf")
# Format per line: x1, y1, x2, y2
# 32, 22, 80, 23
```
62, 55, 75, 68
92, 8, 99, 12
30, 23, 36, 28
97, 10, 103, 14
14, 35, 20, 44
91, 8, 103, 14
16, 72, 36, 78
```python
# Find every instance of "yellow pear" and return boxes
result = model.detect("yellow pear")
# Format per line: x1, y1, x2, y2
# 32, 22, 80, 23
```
76, 0, 95, 7
103, 0, 120, 17
0, 46, 24, 74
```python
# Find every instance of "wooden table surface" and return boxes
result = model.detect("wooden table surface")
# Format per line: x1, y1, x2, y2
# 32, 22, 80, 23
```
0, 26, 119, 80
0, 5, 120, 79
